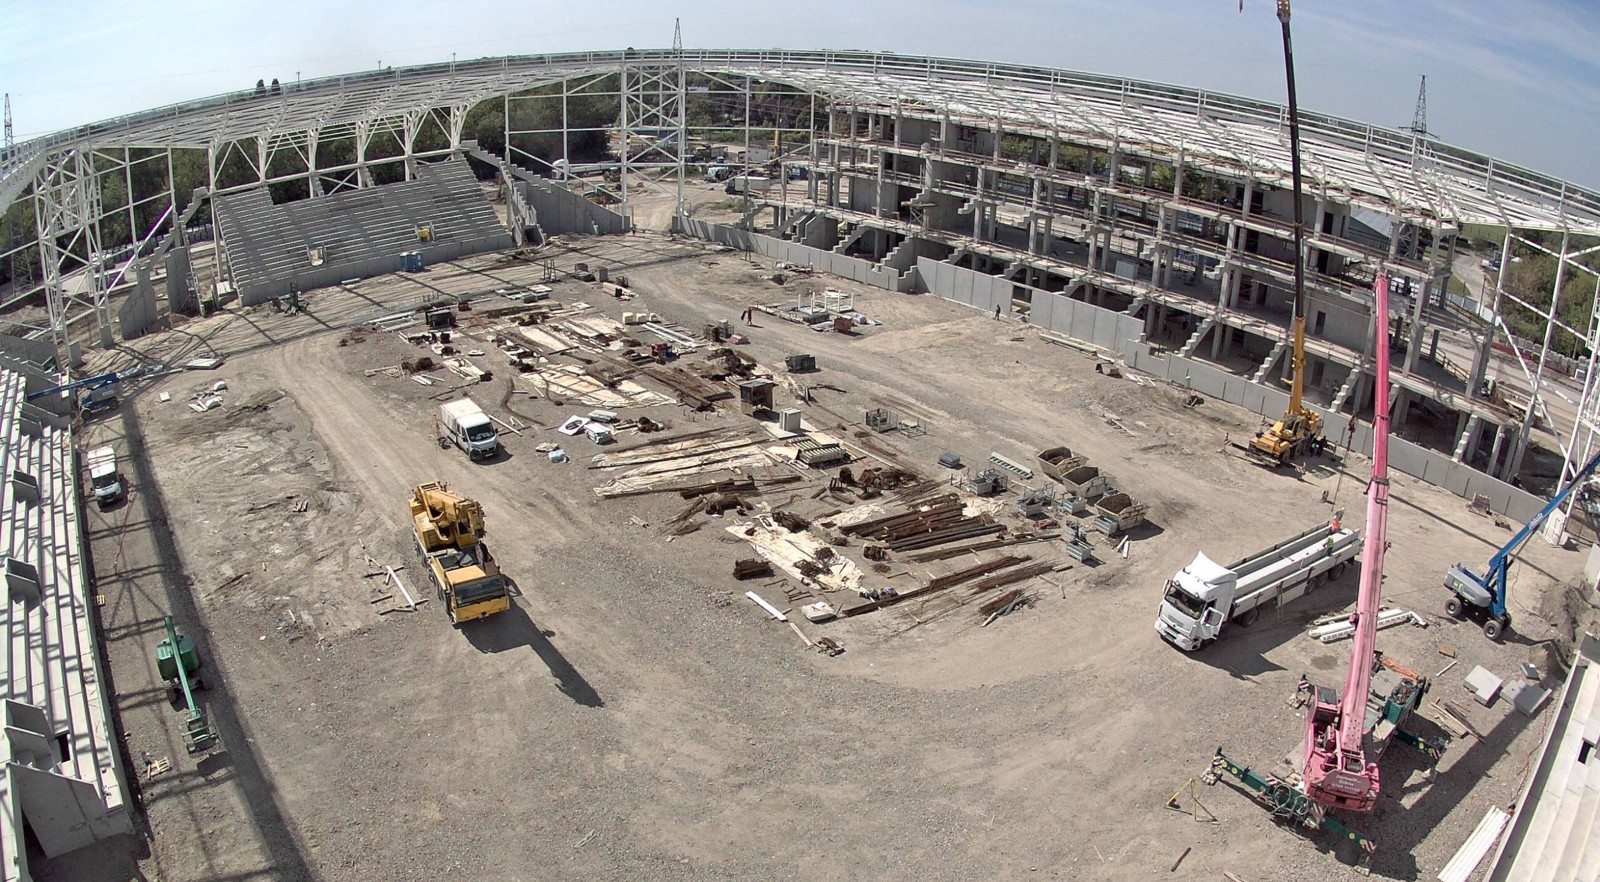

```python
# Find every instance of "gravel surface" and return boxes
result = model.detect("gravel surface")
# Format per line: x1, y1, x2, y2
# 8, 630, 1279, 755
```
62, 232, 1584, 882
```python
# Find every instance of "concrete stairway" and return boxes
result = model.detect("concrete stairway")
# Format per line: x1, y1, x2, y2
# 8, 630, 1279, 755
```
833, 223, 866, 255
0, 364, 131, 871
214, 158, 510, 302
1177, 318, 1215, 358
1330, 366, 1363, 413
1250, 340, 1288, 384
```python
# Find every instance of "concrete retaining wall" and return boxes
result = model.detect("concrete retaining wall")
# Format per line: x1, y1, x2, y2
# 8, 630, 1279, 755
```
238, 236, 507, 306
675, 218, 911, 291
517, 180, 629, 236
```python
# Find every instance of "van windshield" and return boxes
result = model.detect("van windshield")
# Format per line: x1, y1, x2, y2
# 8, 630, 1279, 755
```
92, 473, 117, 489
1162, 580, 1206, 619
466, 424, 496, 442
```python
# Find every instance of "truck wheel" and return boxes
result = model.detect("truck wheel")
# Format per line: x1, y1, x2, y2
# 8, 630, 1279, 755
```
1483, 617, 1505, 641
1445, 596, 1463, 617
1237, 607, 1260, 628
1328, 562, 1348, 581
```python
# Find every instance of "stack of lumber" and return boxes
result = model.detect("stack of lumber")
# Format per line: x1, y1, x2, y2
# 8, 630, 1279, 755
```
837, 496, 1005, 552
841, 554, 1033, 617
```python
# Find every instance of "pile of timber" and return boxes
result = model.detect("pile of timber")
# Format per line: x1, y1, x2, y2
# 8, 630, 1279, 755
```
924, 555, 1031, 591
888, 519, 1003, 552
841, 554, 1030, 617
979, 589, 1030, 625
906, 532, 1057, 563
677, 475, 803, 499
967, 561, 1055, 595
837, 496, 1005, 552
643, 366, 733, 409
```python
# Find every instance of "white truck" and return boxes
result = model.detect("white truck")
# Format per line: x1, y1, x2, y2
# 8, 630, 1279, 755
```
1154, 520, 1361, 650
724, 175, 774, 196
436, 399, 499, 460
85, 445, 125, 508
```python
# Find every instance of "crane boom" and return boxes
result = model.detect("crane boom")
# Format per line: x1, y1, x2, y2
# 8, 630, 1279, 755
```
1279, 0, 1308, 422
1243, 0, 1323, 466
1303, 272, 1393, 812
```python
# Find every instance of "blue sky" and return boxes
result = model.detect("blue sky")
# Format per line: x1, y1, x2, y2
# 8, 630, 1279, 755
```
5, 0, 1599, 188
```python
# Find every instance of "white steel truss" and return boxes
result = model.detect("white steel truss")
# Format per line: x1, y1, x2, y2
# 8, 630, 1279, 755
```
1, 48, 1599, 488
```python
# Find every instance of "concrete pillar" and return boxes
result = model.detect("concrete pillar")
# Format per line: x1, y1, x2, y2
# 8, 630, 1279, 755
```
1467, 329, 1490, 399
1391, 387, 1412, 430
1454, 412, 1480, 463
1487, 424, 1508, 479
1403, 233, 1436, 374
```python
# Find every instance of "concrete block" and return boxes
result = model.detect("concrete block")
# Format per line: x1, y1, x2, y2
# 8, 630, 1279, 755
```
1503, 681, 1551, 717
1464, 665, 1503, 707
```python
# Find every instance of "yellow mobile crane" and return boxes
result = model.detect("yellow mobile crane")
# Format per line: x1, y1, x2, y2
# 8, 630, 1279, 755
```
410, 481, 511, 626
1245, 0, 1325, 467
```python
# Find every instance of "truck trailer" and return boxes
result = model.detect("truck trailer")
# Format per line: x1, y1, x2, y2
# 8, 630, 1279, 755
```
1155, 520, 1360, 650
436, 398, 499, 460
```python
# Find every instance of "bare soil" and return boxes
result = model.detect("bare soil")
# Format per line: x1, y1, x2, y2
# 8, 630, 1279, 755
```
62, 232, 1582, 882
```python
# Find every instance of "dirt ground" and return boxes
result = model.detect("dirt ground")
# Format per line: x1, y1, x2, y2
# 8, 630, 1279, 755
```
59, 232, 1586, 882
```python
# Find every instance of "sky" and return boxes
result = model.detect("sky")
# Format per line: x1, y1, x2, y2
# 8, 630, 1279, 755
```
5, 0, 1600, 189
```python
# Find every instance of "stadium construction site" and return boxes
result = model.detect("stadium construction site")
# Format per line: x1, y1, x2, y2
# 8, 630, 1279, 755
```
2, 45, 1600, 882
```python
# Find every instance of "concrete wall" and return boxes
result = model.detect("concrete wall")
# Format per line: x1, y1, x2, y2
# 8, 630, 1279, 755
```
518, 180, 628, 237
238, 236, 507, 306
674, 218, 910, 291
1305, 290, 1370, 353
165, 249, 196, 315
116, 265, 159, 341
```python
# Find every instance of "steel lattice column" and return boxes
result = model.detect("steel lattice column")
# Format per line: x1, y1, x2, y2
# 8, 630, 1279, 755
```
32, 147, 114, 360
618, 56, 688, 226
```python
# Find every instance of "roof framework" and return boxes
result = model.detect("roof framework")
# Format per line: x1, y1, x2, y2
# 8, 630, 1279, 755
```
3, 49, 1600, 481
3, 49, 1599, 233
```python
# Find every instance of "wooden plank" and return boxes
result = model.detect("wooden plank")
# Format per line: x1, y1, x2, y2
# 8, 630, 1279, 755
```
746, 591, 788, 622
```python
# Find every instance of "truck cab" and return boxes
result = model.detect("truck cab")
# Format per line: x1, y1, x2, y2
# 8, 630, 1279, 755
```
1154, 553, 1237, 650
85, 445, 125, 508
424, 543, 511, 626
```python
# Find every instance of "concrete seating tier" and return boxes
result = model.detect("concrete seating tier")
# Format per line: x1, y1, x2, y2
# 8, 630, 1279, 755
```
213, 157, 512, 305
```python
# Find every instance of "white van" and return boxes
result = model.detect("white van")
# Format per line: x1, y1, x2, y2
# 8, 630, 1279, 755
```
436, 399, 500, 460
86, 445, 125, 508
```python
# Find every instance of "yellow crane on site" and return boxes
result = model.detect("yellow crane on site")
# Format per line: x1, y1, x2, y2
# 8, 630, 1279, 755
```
1243, 0, 1326, 467
410, 481, 511, 626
